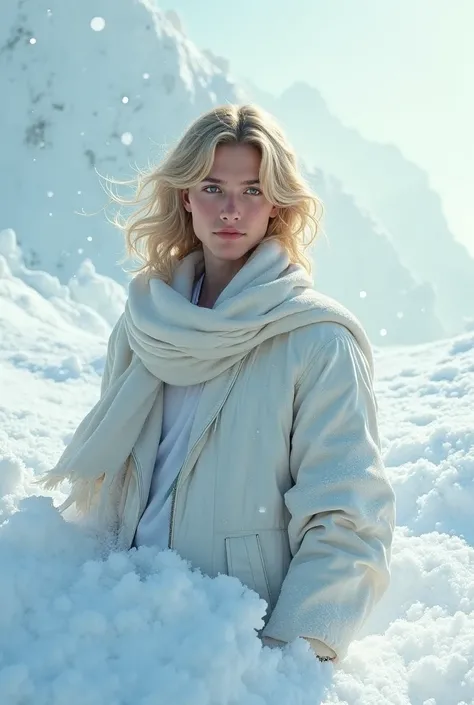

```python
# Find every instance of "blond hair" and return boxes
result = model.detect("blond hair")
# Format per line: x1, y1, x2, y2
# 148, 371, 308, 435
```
107, 104, 322, 282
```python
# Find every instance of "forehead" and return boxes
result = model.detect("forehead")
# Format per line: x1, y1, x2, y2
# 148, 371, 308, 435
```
209, 143, 261, 180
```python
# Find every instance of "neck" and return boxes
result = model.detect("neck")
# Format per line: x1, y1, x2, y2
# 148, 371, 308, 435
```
198, 250, 250, 308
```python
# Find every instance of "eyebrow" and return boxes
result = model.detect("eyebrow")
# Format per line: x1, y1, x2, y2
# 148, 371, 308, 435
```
202, 177, 260, 185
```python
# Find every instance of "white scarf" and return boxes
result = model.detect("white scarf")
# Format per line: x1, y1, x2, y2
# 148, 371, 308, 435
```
40, 240, 373, 516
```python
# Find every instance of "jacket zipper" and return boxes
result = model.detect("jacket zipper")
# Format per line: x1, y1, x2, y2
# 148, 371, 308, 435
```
167, 360, 244, 549
131, 449, 144, 519
167, 417, 212, 549
168, 476, 179, 549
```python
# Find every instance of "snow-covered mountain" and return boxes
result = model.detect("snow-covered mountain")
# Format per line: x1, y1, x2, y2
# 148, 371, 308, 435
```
307, 170, 443, 344
1, 250, 474, 704
246, 81, 474, 337
0, 0, 243, 281
1, 0, 470, 346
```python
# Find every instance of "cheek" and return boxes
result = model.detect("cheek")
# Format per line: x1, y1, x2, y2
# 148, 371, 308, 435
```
248, 200, 274, 222
190, 193, 217, 220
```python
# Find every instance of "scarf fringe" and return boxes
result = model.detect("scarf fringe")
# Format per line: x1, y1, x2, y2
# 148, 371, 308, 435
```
35, 471, 105, 516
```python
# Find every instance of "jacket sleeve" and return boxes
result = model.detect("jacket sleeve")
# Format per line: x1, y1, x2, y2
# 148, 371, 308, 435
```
261, 329, 395, 661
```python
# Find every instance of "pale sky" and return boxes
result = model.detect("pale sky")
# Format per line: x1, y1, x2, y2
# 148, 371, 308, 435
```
165, 0, 474, 256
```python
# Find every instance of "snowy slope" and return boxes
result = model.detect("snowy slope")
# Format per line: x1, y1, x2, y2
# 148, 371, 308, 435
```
246, 80, 474, 337
308, 170, 444, 345
1, 251, 474, 704
1, 0, 459, 348
0, 0, 242, 281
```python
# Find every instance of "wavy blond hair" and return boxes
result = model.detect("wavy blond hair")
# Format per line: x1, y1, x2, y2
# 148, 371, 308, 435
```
107, 104, 322, 282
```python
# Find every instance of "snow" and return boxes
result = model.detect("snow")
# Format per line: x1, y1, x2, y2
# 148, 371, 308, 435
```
0, 0, 242, 283
2, 1, 474, 698
1, 240, 474, 704
4, 0, 471, 347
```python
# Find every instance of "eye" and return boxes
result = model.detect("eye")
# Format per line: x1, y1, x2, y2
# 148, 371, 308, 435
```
246, 187, 262, 196
203, 185, 222, 193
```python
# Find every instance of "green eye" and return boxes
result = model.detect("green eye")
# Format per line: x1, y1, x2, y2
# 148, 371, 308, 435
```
203, 185, 221, 193
246, 187, 262, 196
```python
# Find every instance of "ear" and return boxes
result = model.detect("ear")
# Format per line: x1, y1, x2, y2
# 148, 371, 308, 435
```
182, 189, 192, 213
269, 204, 279, 218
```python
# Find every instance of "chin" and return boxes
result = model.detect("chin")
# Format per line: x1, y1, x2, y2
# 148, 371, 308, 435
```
205, 241, 249, 259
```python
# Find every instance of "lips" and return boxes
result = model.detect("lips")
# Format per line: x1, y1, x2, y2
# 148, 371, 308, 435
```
214, 228, 245, 241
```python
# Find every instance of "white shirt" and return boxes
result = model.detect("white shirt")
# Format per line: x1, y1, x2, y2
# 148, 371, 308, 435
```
132, 275, 204, 550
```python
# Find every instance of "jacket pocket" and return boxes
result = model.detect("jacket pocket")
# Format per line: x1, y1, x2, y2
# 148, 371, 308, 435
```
225, 534, 273, 609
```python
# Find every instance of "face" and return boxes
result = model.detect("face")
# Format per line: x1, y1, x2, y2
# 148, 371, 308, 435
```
182, 143, 279, 265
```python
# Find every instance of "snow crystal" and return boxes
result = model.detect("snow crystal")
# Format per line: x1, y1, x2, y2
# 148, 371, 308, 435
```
90, 17, 106, 32
120, 132, 133, 146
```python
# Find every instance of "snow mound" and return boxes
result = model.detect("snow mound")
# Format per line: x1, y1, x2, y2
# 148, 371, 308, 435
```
0, 228, 124, 335
0, 493, 331, 705
68, 259, 126, 327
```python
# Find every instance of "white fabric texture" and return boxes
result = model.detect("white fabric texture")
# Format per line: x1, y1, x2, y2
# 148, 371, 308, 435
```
40, 239, 374, 518
132, 276, 204, 551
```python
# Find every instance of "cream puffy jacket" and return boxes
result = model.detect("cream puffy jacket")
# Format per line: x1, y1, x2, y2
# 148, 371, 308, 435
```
101, 314, 395, 661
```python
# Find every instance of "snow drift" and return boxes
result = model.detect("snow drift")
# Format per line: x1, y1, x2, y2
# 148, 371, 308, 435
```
1, 240, 474, 703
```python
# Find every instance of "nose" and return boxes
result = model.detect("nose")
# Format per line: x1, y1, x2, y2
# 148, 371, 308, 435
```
220, 196, 241, 222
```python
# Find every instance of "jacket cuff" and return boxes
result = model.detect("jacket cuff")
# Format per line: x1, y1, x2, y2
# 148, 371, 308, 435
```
261, 633, 336, 660
303, 637, 337, 660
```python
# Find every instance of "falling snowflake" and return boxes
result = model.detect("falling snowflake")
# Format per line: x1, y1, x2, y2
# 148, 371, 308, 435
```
397, 312, 404, 319
359, 290, 367, 299
122, 96, 129, 104
380, 328, 387, 337
87, 236, 92, 242
78, 248, 84, 254
29, 37, 37, 45
77, 191, 82, 195
143, 73, 150, 80
47, 191, 54, 198
90, 17, 106, 32
121, 132, 133, 146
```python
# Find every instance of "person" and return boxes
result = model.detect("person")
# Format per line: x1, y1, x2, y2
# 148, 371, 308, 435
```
40, 104, 395, 664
